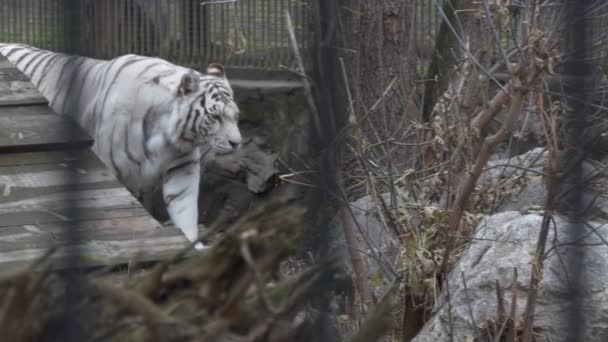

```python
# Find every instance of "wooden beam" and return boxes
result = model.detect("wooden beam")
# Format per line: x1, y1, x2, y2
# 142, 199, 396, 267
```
0, 105, 92, 153
0, 149, 189, 274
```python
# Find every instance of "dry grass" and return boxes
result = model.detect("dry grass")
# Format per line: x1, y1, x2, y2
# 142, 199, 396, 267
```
0, 201, 337, 342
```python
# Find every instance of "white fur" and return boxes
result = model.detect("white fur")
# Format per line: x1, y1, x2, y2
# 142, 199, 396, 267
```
0, 44, 242, 249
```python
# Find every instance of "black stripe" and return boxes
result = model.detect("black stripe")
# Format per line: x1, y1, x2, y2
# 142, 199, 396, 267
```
164, 187, 190, 205
69, 61, 98, 117
60, 58, 89, 114
142, 107, 155, 159
2, 46, 25, 59
135, 61, 166, 79
179, 102, 196, 143
157, 69, 178, 82
39, 54, 62, 82
28, 52, 55, 87
124, 127, 142, 166
21, 51, 47, 75
50, 56, 79, 108
191, 109, 201, 134
200, 94, 206, 109
165, 159, 198, 176
90, 59, 125, 130
97, 57, 147, 119
108, 126, 123, 180
12, 50, 37, 70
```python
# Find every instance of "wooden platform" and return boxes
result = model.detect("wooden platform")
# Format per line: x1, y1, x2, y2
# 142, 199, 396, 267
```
0, 53, 188, 274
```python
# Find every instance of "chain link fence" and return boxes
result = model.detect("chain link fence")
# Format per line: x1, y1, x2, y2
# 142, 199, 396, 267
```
0, 0, 452, 75
0, 0, 313, 72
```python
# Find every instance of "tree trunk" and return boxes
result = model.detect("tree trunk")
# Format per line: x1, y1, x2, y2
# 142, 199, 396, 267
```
422, 1, 491, 122
340, 0, 418, 171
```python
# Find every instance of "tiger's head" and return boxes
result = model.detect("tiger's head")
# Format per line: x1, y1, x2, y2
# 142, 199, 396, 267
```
173, 64, 242, 155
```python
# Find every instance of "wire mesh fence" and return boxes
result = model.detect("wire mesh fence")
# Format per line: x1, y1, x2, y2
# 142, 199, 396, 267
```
3, 1, 607, 76
0, 0, 452, 74
0, 0, 313, 71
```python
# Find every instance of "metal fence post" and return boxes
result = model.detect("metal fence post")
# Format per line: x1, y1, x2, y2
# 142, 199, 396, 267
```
63, 0, 80, 54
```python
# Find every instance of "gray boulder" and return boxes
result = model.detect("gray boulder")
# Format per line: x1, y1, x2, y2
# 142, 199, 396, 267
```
413, 211, 608, 342
481, 148, 608, 221
330, 193, 402, 299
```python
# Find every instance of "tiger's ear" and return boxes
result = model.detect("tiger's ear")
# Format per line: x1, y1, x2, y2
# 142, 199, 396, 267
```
206, 63, 225, 78
177, 70, 200, 96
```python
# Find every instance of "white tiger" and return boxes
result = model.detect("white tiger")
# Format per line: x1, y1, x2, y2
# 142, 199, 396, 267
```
0, 43, 242, 250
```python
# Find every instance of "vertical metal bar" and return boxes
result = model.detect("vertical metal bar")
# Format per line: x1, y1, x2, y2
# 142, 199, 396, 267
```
155, 0, 159, 57
51, 0, 55, 49
93, 0, 99, 57
17, 0, 22, 44
24, 0, 29, 44
114, 0, 120, 56
1, 0, 5, 43
121, 0, 126, 54
262, 0, 266, 68
199, 0, 203, 66
221, 2, 226, 64
127, 0, 132, 54
1, 1, 4, 43
564, 2, 591, 340
29, 0, 32, 44
28, 0, 32, 45
144, 0, 149, 55
119, 0, 124, 55
240, 0, 245, 67
16, 0, 20, 43
1, 1, 3, 42
114, 0, 119, 57
108, 0, 113, 57
413, 0, 417, 56
107, 0, 112, 57
127, 0, 131, 54
57, 0, 61, 50
299, 0, 306, 68
131, 0, 136, 54
213, 3, 219, 63
189, 0, 194, 65
247, 0, 253, 68
273, 0, 278, 68
6, 0, 9, 41
172, 0, 176, 62
52, 0, 91, 338
60, 0, 64, 51
42, 0, 47, 49
191, 0, 196, 65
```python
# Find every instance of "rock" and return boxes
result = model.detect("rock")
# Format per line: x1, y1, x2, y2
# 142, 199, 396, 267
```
480, 147, 548, 213
413, 211, 608, 342
330, 193, 402, 300
480, 148, 608, 221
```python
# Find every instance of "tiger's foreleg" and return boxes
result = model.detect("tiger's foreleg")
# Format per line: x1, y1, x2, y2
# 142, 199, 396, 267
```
162, 155, 205, 250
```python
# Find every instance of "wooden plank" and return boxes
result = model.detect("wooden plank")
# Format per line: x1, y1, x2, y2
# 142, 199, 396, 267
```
0, 104, 93, 153
0, 56, 48, 106
0, 216, 189, 275
0, 149, 189, 274
0, 149, 137, 226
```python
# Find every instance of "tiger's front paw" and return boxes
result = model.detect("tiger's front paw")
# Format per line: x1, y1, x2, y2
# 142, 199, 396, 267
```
194, 241, 207, 251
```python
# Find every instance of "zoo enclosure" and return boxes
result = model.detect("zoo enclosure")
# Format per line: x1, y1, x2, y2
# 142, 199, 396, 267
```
0, 0, 447, 74
0, 0, 313, 72
3, 1, 608, 75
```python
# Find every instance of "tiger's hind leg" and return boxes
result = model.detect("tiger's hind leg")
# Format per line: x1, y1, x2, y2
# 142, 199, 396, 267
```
162, 154, 205, 250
